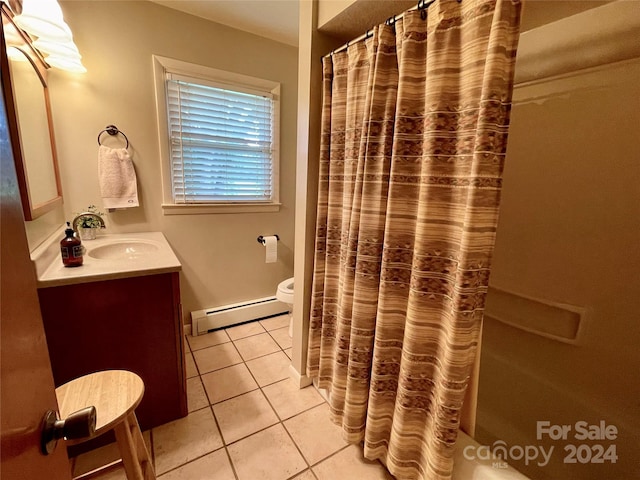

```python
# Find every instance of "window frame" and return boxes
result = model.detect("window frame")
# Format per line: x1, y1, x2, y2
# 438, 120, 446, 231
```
153, 55, 281, 214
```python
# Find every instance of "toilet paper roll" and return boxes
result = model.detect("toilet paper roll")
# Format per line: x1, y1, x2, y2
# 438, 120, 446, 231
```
264, 235, 278, 263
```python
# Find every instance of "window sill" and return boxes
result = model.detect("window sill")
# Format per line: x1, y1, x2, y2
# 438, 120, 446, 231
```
162, 203, 281, 215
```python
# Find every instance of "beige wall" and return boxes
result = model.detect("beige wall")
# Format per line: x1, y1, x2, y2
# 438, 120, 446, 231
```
476, 8, 640, 479
44, 1, 298, 324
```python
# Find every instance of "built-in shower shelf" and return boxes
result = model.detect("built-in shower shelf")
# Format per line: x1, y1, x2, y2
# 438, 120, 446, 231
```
484, 286, 587, 344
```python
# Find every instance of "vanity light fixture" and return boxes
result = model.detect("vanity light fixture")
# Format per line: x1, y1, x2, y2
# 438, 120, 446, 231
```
45, 54, 86, 73
13, 0, 70, 40
33, 37, 80, 57
11, 0, 86, 73
32, 37, 87, 73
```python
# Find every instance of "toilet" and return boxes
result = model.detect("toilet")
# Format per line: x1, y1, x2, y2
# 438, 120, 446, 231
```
276, 277, 294, 337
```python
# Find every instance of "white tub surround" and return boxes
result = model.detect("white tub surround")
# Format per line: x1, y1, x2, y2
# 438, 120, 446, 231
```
514, 0, 640, 86
33, 230, 181, 288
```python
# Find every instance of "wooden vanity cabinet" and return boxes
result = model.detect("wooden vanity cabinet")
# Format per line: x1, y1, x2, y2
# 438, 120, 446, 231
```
37, 272, 187, 434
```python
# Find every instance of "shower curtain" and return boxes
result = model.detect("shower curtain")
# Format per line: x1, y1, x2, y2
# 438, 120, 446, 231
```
307, 1, 521, 479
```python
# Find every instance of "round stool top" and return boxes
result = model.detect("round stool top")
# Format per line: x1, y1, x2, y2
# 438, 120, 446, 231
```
56, 370, 145, 439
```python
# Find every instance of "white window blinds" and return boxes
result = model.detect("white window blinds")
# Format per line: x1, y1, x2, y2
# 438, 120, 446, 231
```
166, 73, 274, 203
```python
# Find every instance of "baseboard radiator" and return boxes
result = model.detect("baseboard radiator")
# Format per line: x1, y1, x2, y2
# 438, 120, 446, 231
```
191, 296, 289, 336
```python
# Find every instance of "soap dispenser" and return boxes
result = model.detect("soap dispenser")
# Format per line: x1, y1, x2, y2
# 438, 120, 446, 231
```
60, 222, 83, 267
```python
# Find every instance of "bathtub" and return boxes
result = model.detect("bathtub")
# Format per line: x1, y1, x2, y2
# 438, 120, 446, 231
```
453, 431, 530, 480
312, 380, 529, 479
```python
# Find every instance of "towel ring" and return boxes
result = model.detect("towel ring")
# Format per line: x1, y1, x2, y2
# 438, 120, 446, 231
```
97, 125, 129, 149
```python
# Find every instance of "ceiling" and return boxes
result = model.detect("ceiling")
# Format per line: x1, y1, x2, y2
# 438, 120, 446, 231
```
148, 0, 610, 47
149, 0, 299, 46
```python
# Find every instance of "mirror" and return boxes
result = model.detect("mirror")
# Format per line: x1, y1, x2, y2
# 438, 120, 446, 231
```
1, 5, 63, 220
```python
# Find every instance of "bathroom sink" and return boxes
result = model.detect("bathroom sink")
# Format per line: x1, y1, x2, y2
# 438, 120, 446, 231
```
34, 231, 181, 287
88, 240, 161, 260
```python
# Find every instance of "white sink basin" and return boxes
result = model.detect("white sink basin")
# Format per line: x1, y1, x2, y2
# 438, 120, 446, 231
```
88, 240, 161, 260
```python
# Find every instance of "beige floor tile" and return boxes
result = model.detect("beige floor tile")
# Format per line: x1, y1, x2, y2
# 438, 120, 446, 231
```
187, 377, 209, 412
153, 408, 224, 475
269, 326, 292, 350
226, 321, 266, 340
292, 471, 317, 480
72, 431, 152, 477
313, 444, 394, 480
213, 389, 279, 444
228, 424, 307, 480
233, 332, 280, 361
186, 330, 230, 351
185, 352, 198, 378
201, 363, 258, 404
193, 342, 242, 374
284, 403, 348, 465
262, 378, 324, 420
284, 348, 292, 359
259, 314, 290, 331
157, 449, 234, 480
245, 350, 291, 387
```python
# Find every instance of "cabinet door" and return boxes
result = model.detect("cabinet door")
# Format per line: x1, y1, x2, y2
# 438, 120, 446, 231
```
38, 272, 187, 431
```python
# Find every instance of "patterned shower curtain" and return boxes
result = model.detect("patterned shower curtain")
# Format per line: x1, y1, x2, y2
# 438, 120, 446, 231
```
307, 1, 521, 479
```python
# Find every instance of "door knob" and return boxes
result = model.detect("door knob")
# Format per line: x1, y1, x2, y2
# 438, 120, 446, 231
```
41, 406, 96, 455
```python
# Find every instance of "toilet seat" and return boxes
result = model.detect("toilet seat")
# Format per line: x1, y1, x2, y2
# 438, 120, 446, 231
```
276, 277, 294, 305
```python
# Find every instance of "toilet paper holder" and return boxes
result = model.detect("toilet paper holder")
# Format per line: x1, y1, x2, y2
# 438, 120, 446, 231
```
257, 235, 279, 245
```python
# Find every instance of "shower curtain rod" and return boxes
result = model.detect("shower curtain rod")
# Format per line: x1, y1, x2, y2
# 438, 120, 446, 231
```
323, 0, 458, 58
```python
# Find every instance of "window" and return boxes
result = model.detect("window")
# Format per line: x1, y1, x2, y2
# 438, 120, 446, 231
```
153, 56, 280, 214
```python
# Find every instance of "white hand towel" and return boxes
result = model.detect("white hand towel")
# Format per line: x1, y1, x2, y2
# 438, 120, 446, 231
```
98, 145, 139, 209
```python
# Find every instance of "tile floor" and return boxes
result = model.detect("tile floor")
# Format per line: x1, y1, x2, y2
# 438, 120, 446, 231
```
71, 315, 394, 480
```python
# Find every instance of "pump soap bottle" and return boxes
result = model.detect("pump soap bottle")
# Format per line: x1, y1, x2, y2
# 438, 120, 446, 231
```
60, 222, 84, 267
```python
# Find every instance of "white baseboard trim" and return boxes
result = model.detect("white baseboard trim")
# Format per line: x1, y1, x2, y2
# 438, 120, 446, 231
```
312, 377, 330, 403
289, 364, 313, 388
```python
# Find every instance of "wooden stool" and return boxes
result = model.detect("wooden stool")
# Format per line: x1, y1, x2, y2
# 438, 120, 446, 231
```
56, 370, 156, 480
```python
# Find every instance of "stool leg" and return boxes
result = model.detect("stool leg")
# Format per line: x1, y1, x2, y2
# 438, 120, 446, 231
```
114, 412, 155, 480
128, 412, 156, 480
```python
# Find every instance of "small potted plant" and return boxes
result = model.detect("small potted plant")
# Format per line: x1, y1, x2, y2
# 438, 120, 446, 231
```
73, 205, 106, 240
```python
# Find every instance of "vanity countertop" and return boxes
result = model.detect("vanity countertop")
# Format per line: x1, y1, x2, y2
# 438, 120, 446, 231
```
34, 231, 182, 288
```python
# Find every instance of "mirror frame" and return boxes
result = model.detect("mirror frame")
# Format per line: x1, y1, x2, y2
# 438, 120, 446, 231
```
1, 4, 63, 220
